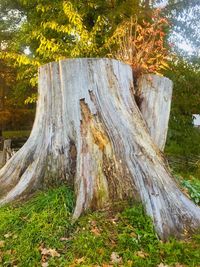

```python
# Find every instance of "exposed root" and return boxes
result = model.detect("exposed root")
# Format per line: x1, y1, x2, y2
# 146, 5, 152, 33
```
0, 156, 45, 205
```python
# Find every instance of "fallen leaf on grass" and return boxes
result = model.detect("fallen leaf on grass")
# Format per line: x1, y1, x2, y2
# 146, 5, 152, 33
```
39, 245, 60, 267
110, 252, 123, 264
136, 250, 149, 258
69, 257, 85, 267
75, 257, 85, 264
130, 232, 137, 237
157, 263, 169, 267
91, 227, 101, 236
40, 247, 60, 257
40, 248, 49, 256
39, 246, 60, 267
0, 241, 5, 248
48, 249, 60, 257
90, 220, 97, 226
4, 232, 12, 238
97, 248, 105, 255
60, 237, 71, 241
5, 250, 12, 255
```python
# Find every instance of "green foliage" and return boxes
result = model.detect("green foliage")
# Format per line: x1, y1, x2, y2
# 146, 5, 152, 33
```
165, 59, 200, 176
24, 93, 37, 104
0, 0, 154, 114
174, 173, 200, 205
1, 0, 199, 112
0, 187, 199, 266
0, 0, 153, 81
182, 178, 200, 204
178, 175, 200, 204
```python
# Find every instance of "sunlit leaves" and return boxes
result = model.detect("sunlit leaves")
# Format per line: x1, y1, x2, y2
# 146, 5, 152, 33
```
36, 4, 52, 13
105, 9, 171, 77
1, 0, 171, 92
24, 93, 37, 104
63, 1, 84, 30
0, 51, 40, 67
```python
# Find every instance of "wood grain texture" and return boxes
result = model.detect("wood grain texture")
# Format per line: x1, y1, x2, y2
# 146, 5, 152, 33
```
0, 58, 199, 240
138, 74, 173, 150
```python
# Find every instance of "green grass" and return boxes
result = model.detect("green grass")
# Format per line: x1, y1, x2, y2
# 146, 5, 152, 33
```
2, 130, 31, 139
0, 187, 199, 266
0, 187, 74, 267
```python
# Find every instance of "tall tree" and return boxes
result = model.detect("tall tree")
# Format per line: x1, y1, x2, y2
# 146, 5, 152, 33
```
0, 0, 153, 73
154, 0, 200, 57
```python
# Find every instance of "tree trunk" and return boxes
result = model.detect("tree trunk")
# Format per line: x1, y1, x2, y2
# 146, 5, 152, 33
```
0, 58, 199, 240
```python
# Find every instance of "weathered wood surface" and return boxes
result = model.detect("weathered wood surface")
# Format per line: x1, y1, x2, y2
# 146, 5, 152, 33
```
2, 139, 12, 166
137, 75, 173, 150
0, 139, 17, 167
0, 58, 199, 240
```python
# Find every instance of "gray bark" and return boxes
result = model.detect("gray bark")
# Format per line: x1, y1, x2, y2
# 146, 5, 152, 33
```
137, 74, 173, 150
0, 58, 199, 240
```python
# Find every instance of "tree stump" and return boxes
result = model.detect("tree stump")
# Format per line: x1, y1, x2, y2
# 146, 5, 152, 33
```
0, 58, 199, 240
137, 75, 173, 150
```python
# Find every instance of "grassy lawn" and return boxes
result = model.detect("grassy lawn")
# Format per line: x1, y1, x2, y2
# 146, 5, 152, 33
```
0, 186, 199, 267
0, 131, 200, 266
